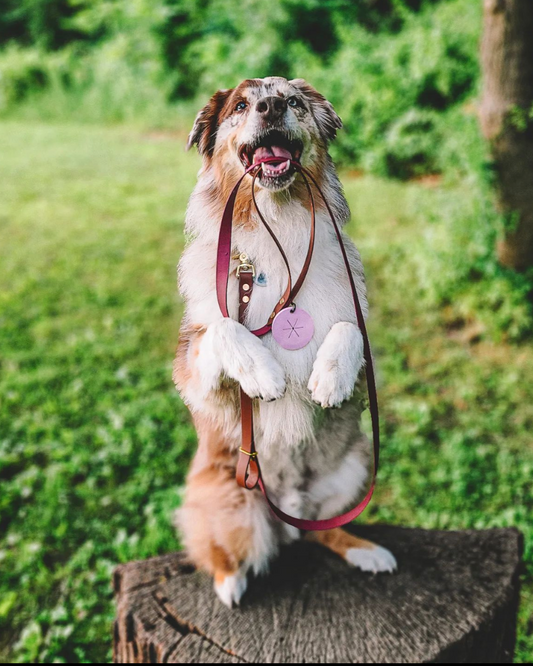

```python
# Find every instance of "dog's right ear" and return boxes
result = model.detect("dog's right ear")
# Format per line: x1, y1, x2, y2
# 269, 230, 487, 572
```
187, 89, 234, 157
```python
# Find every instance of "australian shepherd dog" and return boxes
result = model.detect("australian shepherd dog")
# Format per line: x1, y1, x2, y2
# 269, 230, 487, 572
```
173, 77, 396, 608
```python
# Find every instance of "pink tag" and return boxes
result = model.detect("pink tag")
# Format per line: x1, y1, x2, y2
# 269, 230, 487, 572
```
272, 307, 314, 350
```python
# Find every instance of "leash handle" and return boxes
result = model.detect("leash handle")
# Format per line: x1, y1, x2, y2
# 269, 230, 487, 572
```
219, 158, 380, 530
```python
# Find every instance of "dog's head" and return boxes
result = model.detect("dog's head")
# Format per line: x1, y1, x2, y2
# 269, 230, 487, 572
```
187, 77, 342, 193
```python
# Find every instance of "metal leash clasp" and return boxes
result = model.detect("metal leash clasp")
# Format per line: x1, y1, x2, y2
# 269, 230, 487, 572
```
235, 252, 255, 278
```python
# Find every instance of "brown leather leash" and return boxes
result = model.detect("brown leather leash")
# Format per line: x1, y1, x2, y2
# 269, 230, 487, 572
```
217, 157, 380, 531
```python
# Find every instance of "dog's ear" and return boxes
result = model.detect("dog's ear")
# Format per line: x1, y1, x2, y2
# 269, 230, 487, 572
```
187, 89, 234, 156
290, 79, 342, 142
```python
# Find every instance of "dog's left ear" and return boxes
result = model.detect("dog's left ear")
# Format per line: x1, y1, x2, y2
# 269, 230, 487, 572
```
187, 88, 234, 156
290, 79, 342, 142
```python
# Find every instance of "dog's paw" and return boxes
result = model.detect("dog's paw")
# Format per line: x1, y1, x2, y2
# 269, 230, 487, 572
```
345, 546, 397, 574
308, 360, 352, 408
214, 571, 248, 608
308, 322, 364, 408
238, 346, 286, 401
205, 318, 286, 401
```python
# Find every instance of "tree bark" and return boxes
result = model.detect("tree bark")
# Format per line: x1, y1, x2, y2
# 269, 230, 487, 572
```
480, 0, 533, 271
113, 525, 523, 663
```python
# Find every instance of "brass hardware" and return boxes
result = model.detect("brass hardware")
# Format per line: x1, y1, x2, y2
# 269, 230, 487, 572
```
242, 284, 250, 292
239, 448, 258, 459
242, 296, 250, 304
236, 262, 256, 278
234, 251, 256, 277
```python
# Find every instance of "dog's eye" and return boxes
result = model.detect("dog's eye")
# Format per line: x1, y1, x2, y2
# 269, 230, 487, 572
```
287, 97, 300, 108
235, 101, 248, 112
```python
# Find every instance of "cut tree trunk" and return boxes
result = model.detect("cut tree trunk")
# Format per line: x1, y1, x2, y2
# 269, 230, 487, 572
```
480, 0, 533, 271
113, 525, 523, 663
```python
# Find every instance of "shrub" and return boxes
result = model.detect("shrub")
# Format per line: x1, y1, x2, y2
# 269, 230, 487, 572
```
0, 45, 61, 110
0, 0, 480, 173
409, 108, 533, 340
1, 0, 531, 338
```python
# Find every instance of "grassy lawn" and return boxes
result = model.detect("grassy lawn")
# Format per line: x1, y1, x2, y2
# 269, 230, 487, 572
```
0, 122, 531, 663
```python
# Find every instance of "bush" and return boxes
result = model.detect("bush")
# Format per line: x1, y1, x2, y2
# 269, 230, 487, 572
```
1, 0, 531, 337
421, 110, 533, 341
310, 0, 481, 172
0, 0, 480, 174
384, 109, 442, 178
0, 0, 84, 50
0, 41, 175, 125
0, 45, 62, 110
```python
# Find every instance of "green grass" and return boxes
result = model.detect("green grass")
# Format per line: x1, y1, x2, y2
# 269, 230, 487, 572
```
0, 122, 531, 663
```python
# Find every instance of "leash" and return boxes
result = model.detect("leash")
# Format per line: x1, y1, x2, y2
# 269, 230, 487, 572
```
216, 157, 380, 531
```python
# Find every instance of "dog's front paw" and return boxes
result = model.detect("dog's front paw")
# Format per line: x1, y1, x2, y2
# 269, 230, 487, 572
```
345, 545, 397, 574
238, 345, 286, 401
205, 318, 286, 401
308, 322, 364, 408
308, 359, 353, 408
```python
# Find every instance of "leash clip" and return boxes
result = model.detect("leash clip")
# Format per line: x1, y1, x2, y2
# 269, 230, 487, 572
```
236, 253, 256, 278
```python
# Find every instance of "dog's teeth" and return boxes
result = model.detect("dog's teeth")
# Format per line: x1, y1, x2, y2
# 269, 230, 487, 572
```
261, 160, 292, 179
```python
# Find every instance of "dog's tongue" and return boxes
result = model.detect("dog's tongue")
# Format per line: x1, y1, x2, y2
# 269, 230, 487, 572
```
253, 145, 292, 165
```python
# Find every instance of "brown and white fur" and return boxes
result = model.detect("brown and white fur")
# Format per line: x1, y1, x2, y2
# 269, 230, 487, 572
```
174, 77, 396, 608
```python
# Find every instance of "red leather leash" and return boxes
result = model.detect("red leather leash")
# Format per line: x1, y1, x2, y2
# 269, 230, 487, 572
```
216, 157, 379, 531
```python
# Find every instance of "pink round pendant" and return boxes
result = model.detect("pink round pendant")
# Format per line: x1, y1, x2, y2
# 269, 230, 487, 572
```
272, 307, 314, 350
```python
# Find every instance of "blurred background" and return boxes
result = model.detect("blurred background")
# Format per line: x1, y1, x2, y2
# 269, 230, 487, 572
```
0, 0, 532, 662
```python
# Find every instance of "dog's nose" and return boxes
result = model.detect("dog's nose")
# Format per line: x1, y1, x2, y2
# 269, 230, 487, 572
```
256, 96, 288, 122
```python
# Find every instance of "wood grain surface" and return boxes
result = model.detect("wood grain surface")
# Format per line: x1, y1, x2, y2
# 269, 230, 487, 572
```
114, 525, 523, 663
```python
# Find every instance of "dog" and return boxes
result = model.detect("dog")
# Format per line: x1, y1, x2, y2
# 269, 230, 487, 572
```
173, 76, 397, 608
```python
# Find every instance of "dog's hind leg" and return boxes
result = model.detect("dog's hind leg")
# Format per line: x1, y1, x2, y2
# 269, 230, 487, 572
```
305, 528, 397, 574
176, 424, 278, 607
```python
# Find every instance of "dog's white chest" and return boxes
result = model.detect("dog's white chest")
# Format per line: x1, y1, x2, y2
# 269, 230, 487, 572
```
233, 219, 359, 385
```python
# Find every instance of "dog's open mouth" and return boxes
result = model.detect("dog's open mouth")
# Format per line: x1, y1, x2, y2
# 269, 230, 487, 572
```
239, 131, 303, 189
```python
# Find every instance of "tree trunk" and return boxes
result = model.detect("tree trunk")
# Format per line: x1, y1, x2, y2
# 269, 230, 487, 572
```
480, 0, 533, 271
113, 525, 523, 663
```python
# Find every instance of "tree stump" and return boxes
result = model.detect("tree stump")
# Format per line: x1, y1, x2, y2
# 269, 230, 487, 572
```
113, 525, 523, 664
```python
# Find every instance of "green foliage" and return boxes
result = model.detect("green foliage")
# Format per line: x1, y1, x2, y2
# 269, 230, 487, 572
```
0, 0, 480, 174
399, 107, 533, 342
292, 0, 481, 173
509, 104, 533, 132
383, 109, 442, 178
0, 122, 532, 664
0, 123, 197, 662
0, 0, 178, 124
0, 0, 83, 49
0, 44, 68, 108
